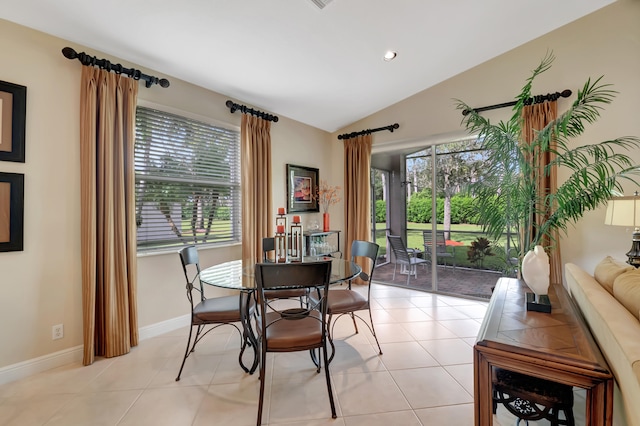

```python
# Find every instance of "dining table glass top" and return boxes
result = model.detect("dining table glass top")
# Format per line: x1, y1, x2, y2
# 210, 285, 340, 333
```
199, 256, 362, 290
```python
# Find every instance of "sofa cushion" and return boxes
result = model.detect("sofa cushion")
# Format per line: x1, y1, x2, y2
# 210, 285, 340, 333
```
566, 263, 640, 426
613, 269, 640, 321
594, 256, 634, 295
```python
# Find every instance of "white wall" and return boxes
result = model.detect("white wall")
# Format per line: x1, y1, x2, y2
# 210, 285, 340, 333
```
1, 0, 639, 376
336, 0, 640, 275
0, 18, 337, 372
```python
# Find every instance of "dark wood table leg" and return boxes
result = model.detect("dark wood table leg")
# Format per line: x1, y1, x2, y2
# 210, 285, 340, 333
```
474, 347, 493, 426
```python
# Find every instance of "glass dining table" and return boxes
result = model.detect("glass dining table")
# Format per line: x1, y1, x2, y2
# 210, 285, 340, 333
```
199, 256, 362, 373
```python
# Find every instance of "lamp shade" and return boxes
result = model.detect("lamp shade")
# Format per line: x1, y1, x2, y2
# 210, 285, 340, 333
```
604, 196, 640, 228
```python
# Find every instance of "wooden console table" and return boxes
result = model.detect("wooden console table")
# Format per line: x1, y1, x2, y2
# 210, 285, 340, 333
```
474, 278, 613, 425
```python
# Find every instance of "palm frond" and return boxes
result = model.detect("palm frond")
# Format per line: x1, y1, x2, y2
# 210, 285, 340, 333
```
512, 51, 555, 115
456, 52, 640, 264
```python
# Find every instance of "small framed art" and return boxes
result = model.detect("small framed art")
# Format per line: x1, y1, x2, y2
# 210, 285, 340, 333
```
0, 80, 27, 163
286, 164, 319, 213
0, 172, 24, 252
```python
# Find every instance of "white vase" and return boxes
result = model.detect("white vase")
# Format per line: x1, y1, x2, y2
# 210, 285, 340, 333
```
521, 245, 550, 296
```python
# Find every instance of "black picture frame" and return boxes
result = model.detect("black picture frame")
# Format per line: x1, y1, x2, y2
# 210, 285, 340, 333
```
0, 80, 27, 163
286, 164, 319, 213
0, 172, 24, 252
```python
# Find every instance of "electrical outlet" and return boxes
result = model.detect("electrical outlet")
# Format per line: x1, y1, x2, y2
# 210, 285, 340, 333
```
52, 324, 63, 340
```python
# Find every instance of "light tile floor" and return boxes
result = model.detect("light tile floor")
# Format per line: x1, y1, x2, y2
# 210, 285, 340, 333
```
0, 283, 584, 425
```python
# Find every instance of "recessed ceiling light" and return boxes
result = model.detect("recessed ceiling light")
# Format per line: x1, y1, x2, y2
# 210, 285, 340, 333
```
383, 51, 397, 61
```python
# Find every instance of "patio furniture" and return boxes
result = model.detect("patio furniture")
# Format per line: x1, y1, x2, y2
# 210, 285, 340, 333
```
387, 235, 428, 285
423, 230, 456, 269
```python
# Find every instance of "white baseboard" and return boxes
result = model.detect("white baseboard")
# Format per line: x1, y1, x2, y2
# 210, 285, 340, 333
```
138, 314, 190, 340
0, 314, 190, 386
0, 345, 83, 385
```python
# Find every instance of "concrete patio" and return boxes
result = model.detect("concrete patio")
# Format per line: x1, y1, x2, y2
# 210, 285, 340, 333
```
373, 261, 504, 300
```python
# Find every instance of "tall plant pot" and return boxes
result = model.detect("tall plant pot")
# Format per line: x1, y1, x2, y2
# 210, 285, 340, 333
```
323, 213, 330, 232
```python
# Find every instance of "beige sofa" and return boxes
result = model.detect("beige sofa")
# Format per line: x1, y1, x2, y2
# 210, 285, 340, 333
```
565, 258, 640, 426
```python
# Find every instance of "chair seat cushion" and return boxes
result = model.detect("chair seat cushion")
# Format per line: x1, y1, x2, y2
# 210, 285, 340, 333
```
193, 295, 247, 324
258, 311, 323, 351
326, 290, 368, 314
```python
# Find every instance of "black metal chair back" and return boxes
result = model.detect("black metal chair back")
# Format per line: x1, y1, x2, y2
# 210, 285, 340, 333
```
254, 261, 336, 425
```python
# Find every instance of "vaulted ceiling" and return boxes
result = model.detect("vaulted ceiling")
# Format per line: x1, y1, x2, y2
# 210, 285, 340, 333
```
0, 0, 616, 132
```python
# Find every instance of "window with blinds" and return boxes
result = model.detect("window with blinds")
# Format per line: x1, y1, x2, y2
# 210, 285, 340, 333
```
134, 106, 241, 251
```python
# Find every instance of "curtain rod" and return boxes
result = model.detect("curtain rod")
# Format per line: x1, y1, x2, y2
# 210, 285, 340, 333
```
461, 89, 572, 116
61, 47, 170, 88
225, 100, 279, 122
338, 123, 399, 140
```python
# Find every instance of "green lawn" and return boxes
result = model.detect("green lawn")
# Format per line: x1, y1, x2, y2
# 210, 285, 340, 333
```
375, 222, 516, 274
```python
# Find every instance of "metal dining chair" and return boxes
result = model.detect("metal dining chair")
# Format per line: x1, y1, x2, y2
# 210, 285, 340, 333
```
323, 240, 382, 363
175, 246, 253, 381
254, 261, 336, 425
262, 237, 307, 305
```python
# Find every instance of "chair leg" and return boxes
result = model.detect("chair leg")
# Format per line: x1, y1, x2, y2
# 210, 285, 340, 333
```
256, 341, 267, 426
176, 324, 207, 381
350, 312, 359, 334
322, 341, 337, 419
326, 314, 336, 365
367, 308, 383, 356
175, 324, 195, 381
392, 263, 397, 280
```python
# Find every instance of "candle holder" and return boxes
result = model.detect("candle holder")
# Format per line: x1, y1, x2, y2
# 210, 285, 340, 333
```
289, 215, 303, 262
276, 208, 288, 238
275, 225, 287, 263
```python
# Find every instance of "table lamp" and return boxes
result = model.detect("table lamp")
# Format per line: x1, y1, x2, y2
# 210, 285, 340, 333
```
604, 193, 640, 267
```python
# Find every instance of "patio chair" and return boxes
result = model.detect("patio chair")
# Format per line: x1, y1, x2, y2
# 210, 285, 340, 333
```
423, 230, 456, 269
387, 235, 428, 285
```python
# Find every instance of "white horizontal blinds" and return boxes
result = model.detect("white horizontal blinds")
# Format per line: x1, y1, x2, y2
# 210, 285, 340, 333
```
134, 106, 241, 251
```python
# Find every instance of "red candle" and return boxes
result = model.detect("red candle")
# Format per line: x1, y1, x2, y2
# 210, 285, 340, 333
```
278, 207, 285, 215
277, 225, 284, 234
293, 215, 301, 223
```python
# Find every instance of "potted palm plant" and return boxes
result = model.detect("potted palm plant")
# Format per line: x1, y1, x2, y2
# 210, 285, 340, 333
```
455, 52, 640, 277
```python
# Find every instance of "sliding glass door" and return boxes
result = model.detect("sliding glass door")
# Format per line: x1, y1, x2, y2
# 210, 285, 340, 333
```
405, 138, 512, 298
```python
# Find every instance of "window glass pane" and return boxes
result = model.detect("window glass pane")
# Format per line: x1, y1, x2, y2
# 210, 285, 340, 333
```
134, 106, 241, 251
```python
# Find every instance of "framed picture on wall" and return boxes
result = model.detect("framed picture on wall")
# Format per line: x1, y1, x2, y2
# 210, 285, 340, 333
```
0, 171, 24, 252
286, 164, 319, 213
0, 80, 27, 163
